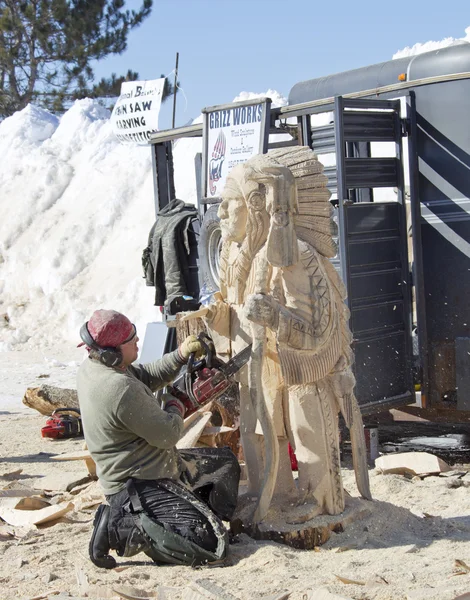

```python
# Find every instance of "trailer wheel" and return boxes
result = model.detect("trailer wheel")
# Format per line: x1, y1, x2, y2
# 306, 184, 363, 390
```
199, 204, 222, 293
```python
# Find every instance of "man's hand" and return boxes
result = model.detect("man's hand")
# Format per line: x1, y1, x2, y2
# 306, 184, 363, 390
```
244, 294, 280, 330
162, 393, 186, 418
178, 335, 205, 362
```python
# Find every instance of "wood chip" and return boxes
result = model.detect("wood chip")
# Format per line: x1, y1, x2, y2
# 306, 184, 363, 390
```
0, 500, 73, 527
75, 566, 89, 596
33, 471, 91, 493
454, 559, 470, 575
0, 468, 23, 479
439, 470, 467, 478
112, 584, 156, 599
0, 524, 15, 540
335, 575, 366, 585
183, 580, 240, 600
0, 488, 42, 498
375, 452, 451, 476
27, 592, 61, 600
305, 590, 352, 600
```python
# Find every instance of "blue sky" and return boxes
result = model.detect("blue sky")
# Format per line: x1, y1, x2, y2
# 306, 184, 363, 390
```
93, 0, 470, 129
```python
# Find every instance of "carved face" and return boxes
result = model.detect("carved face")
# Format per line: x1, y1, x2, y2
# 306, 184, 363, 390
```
218, 189, 247, 243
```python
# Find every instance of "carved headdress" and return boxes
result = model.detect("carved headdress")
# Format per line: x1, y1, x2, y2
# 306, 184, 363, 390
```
266, 147, 338, 259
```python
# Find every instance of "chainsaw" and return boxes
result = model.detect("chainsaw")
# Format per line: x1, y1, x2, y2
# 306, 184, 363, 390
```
41, 408, 83, 439
167, 333, 251, 416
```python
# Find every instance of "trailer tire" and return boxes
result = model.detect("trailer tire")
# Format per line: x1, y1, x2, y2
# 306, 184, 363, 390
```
199, 204, 222, 293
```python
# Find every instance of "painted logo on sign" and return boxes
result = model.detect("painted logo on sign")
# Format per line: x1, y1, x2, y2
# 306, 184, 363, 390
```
209, 129, 226, 195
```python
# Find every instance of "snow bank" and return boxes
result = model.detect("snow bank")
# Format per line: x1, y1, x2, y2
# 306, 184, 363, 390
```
0, 92, 287, 351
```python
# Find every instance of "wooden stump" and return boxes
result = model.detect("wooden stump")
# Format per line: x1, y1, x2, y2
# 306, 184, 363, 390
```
22, 385, 80, 416
231, 495, 371, 549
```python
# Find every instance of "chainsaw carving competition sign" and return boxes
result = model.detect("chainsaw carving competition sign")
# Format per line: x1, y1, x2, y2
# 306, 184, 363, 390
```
111, 78, 165, 144
203, 99, 270, 197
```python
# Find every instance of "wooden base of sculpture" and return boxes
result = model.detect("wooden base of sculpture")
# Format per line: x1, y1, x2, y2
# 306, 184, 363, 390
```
231, 492, 371, 550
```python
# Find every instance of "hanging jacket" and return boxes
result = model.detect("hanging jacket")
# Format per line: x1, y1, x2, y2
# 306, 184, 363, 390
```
142, 199, 199, 307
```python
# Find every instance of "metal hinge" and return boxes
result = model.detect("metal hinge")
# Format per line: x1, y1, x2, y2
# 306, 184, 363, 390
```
401, 118, 411, 137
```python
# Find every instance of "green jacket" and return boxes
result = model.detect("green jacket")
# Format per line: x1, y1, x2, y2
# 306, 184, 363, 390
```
77, 351, 185, 495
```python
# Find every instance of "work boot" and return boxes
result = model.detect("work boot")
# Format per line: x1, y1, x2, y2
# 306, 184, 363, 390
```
89, 504, 116, 569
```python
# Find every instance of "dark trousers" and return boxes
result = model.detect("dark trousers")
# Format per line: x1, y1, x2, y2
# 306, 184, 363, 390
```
106, 447, 240, 558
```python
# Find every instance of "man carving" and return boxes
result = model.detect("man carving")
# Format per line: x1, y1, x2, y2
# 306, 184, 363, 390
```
204, 147, 371, 523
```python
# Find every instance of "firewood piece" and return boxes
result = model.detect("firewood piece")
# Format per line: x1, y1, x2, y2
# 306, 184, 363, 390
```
22, 385, 79, 416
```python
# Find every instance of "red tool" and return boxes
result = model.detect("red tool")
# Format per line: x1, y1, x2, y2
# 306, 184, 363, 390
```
168, 333, 252, 416
41, 408, 83, 439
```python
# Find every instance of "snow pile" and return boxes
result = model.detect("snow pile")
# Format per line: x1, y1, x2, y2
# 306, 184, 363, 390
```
393, 25, 470, 59
0, 92, 287, 351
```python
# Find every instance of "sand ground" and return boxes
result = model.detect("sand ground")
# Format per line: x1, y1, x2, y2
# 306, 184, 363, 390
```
0, 349, 469, 600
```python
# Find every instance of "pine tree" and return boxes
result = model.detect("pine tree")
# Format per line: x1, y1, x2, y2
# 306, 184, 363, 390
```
0, 0, 158, 116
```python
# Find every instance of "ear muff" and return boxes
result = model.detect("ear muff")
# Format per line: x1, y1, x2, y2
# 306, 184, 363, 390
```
79, 322, 123, 368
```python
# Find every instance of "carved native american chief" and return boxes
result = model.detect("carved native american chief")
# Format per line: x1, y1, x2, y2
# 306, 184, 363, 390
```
204, 147, 371, 524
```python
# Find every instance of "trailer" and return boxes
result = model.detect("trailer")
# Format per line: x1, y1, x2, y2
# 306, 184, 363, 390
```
147, 43, 470, 419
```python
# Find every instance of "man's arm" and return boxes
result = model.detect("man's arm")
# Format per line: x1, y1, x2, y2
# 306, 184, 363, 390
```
129, 350, 185, 392
116, 384, 184, 449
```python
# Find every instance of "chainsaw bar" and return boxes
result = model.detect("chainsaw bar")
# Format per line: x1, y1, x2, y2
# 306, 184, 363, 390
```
220, 344, 252, 377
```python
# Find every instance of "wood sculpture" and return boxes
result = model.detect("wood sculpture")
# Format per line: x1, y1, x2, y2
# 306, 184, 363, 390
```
202, 147, 372, 525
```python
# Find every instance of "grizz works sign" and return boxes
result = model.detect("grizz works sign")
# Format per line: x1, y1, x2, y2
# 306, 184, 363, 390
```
203, 98, 271, 197
111, 78, 165, 144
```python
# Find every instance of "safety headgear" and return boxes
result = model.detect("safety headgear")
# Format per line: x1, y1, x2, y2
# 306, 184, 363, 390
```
78, 310, 134, 367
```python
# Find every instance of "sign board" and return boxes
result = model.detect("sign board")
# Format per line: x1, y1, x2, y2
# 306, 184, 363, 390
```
202, 98, 271, 199
111, 78, 165, 144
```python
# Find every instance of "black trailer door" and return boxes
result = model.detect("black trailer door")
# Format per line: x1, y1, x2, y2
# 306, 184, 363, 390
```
333, 97, 415, 413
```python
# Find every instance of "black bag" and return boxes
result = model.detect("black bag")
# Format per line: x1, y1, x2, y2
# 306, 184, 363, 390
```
125, 478, 228, 566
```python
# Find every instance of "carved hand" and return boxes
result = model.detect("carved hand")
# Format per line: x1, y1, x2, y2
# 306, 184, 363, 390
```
245, 294, 279, 330
204, 298, 231, 337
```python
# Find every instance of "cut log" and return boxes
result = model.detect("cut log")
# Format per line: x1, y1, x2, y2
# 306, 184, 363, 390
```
375, 452, 451, 476
22, 385, 79, 416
